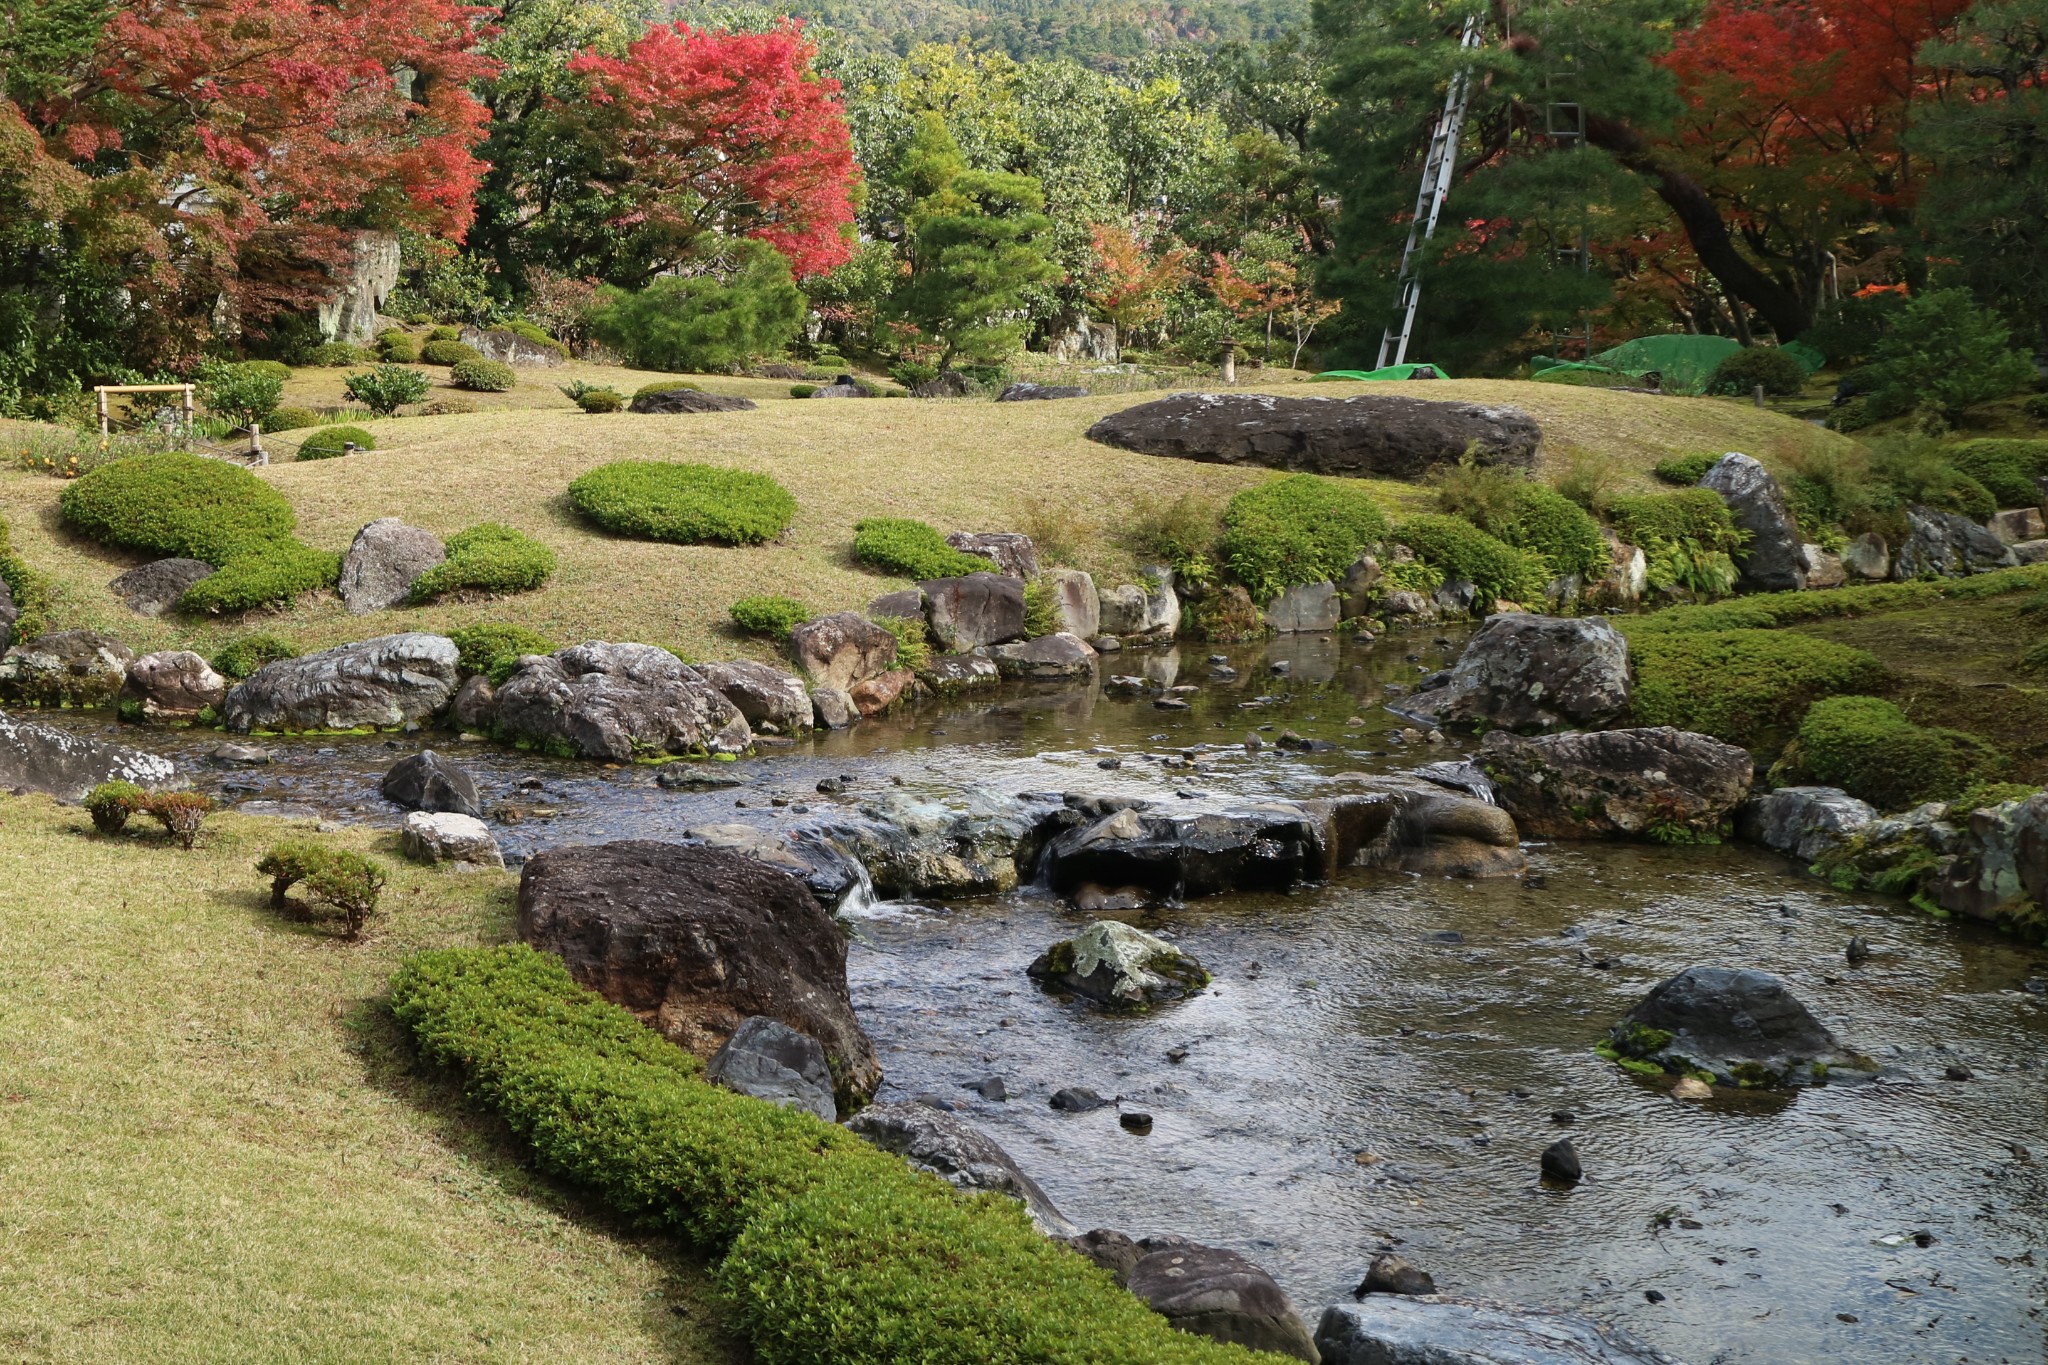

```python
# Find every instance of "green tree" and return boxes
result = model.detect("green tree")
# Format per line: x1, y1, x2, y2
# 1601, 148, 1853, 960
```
1866, 288, 2037, 422
886, 115, 1059, 367
587, 237, 804, 372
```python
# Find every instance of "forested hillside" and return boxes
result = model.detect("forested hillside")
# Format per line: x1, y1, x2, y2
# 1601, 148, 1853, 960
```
787, 0, 1306, 63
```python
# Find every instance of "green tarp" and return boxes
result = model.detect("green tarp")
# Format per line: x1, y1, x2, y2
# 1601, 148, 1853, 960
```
1311, 363, 1450, 381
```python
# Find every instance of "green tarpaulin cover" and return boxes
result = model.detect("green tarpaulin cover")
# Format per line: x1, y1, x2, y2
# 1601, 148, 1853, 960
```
1311, 363, 1450, 381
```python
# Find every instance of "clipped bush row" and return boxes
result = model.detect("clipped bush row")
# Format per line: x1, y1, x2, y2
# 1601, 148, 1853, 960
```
729, 595, 809, 639
1785, 695, 2003, 811
448, 623, 558, 683
1625, 562, 2048, 635
1624, 625, 1888, 749
1218, 473, 1389, 602
569, 461, 796, 546
388, 944, 1267, 1365
85, 781, 212, 848
853, 517, 990, 581
408, 523, 555, 603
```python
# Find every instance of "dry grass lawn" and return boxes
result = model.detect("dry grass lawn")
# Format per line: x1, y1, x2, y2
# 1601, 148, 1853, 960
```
0, 375, 1849, 662
0, 796, 744, 1364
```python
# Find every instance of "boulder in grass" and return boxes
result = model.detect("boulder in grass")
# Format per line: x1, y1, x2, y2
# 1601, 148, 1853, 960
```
1892, 505, 2017, 579
108, 558, 215, 617
945, 531, 1039, 578
1699, 453, 1806, 593
627, 388, 758, 415
847, 1100, 1076, 1236
338, 518, 444, 615
996, 382, 1087, 402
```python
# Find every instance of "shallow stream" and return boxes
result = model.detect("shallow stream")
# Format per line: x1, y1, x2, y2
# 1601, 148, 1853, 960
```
38, 632, 2048, 1364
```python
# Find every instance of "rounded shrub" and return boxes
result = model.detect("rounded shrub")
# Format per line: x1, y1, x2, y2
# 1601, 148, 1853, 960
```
1607, 488, 1743, 554
420, 339, 481, 367
789, 384, 818, 399
450, 357, 517, 393
239, 359, 292, 383
212, 633, 297, 679
377, 333, 420, 364
141, 790, 212, 849
852, 518, 990, 580
60, 453, 296, 564
1625, 626, 1887, 750
85, 780, 146, 834
1792, 694, 2002, 810
729, 595, 810, 639
178, 539, 342, 614
504, 321, 568, 356
1393, 514, 1551, 604
1709, 347, 1808, 398
1652, 453, 1719, 486
561, 382, 624, 413
296, 424, 376, 460
448, 623, 558, 683
0, 516, 52, 641
1219, 474, 1390, 603
265, 405, 321, 433
568, 461, 797, 546
408, 523, 556, 602
344, 364, 430, 416
1433, 468, 1607, 583
426, 325, 463, 343
309, 342, 371, 367
1946, 439, 2048, 509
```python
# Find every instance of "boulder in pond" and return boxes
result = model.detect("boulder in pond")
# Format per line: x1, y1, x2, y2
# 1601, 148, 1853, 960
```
1316, 1297, 1684, 1365
518, 839, 879, 1107
922, 654, 1001, 694
0, 708, 175, 800
1097, 569, 1179, 640
108, 558, 215, 617
380, 749, 482, 817
849, 666, 914, 717
399, 810, 503, 869
1480, 727, 1752, 841
1892, 505, 2017, 579
988, 632, 1097, 680
700, 660, 811, 734
1041, 799, 1324, 903
1608, 965, 1872, 1087
789, 612, 899, 691
945, 531, 1039, 578
1266, 582, 1340, 634
996, 382, 1087, 401
1699, 453, 1806, 592
800, 791, 1050, 900
1085, 392, 1540, 479
493, 642, 752, 761
1925, 791, 2048, 930
847, 1100, 1076, 1236
223, 632, 459, 732
1308, 780, 1526, 880
1735, 786, 1876, 863
706, 1015, 837, 1123
921, 572, 1027, 651
338, 518, 444, 614
120, 650, 228, 721
1045, 567, 1100, 639
1397, 614, 1629, 733
1127, 1237, 1322, 1362
626, 388, 758, 415
811, 685, 856, 729
1028, 920, 1209, 1009
0, 629, 135, 707
679, 822, 872, 913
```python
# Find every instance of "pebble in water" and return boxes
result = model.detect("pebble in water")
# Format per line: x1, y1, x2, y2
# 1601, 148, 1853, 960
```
1541, 1137, 1583, 1184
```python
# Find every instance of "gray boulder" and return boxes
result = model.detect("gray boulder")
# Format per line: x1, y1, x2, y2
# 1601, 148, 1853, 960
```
1127, 1239, 1321, 1361
2013, 538, 2048, 566
865, 587, 925, 620
922, 655, 1001, 693
494, 642, 751, 761
910, 371, 973, 399
1400, 614, 1630, 733
945, 531, 1039, 578
1736, 786, 1876, 863
399, 811, 504, 869
706, 1015, 837, 1123
921, 572, 1027, 651
223, 632, 459, 732
679, 822, 872, 913
701, 660, 811, 734
1610, 965, 1871, 1087
450, 674, 496, 731
1317, 1297, 1684, 1365
989, 632, 1097, 680
1266, 582, 1340, 634
338, 518, 444, 614
1310, 780, 1526, 880
1481, 727, 1752, 841
0, 708, 175, 800
1699, 453, 1806, 592
627, 388, 758, 414
0, 573, 12, 648
1028, 920, 1209, 1009
1988, 507, 2046, 544
121, 650, 228, 721
458, 324, 564, 367
847, 1100, 1075, 1235
811, 686, 857, 729
1892, 506, 2017, 579
108, 558, 215, 616
1926, 791, 2048, 929
1842, 532, 1890, 580
380, 749, 482, 816
0, 630, 135, 707
1045, 567, 1100, 639
1800, 543, 1847, 588
1086, 392, 1540, 479
800, 791, 1049, 899
1097, 568, 1179, 639
1339, 557, 1382, 618
996, 382, 1087, 401
790, 612, 899, 691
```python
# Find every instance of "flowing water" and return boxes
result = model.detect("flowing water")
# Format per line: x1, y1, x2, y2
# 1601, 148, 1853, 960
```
34, 632, 2048, 1364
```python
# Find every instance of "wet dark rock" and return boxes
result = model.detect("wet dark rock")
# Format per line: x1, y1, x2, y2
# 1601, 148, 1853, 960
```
223, 632, 459, 733
1050, 1086, 1110, 1113
921, 571, 1027, 651
108, 558, 214, 617
658, 767, 746, 791
996, 382, 1086, 401
1359, 1253, 1436, 1297
866, 587, 925, 620
1028, 920, 1209, 1009
1551, 1110, 1576, 1125
700, 660, 812, 734
1700, 454, 1806, 592
1945, 1063, 1973, 1082
1126, 1237, 1322, 1361
1086, 391, 1540, 479
962, 1076, 1008, 1101
517, 840, 878, 1107
848, 1100, 1075, 1235
208, 743, 273, 766
1481, 727, 1752, 841
1040, 799, 1325, 903
705, 1015, 837, 1122
121, 650, 228, 721
0, 708, 175, 800
1408, 759, 1496, 803
1306, 780, 1526, 880
0, 629, 136, 708
1065, 1228, 1144, 1284
1609, 966, 1871, 1087
338, 518, 444, 614
1541, 1137, 1582, 1184
1396, 614, 1630, 733
1736, 786, 1877, 863
1119, 1111, 1154, 1134
789, 612, 899, 691
379, 749, 480, 816
450, 674, 497, 731
1846, 935, 1872, 964
802, 790, 1048, 898
677, 822, 869, 913
494, 642, 752, 761
1317, 1298, 1683, 1364
627, 388, 757, 414
988, 632, 1098, 680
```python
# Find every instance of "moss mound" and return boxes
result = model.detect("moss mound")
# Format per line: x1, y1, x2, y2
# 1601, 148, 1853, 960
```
568, 461, 796, 546
179, 539, 343, 614
1626, 626, 1888, 749
211, 633, 297, 679
1393, 513, 1551, 604
0, 515, 52, 641
1788, 695, 2004, 810
1219, 474, 1389, 602
447, 623, 558, 683
297, 425, 377, 460
852, 518, 989, 580
408, 523, 556, 603
729, 595, 809, 639
1947, 439, 2048, 510
60, 454, 297, 564
1607, 488, 1742, 555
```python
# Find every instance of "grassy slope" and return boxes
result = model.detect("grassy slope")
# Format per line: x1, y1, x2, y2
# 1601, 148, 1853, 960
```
0, 798, 743, 1364
0, 376, 1848, 662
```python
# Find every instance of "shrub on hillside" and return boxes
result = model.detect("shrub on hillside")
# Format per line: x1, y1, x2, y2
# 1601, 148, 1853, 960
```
448, 623, 559, 683
427, 325, 463, 343
1432, 465, 1608, 581
85, 780, 146, 834
1607, 488, 1743, 556
588, 239, 805, 373
560, 380, 625, 413
1786, 694, 2003, 810
1868, 437, 1996, 520
59, 454, 296, 563
504, 321, 567, 354
1219, 474, 1390, 602
265, 405, 321, 433
1864, 288, 2037, 421
199, 362, 285, 429
1947, 439, 2048, 509
852, 518, 989, 580
875, 612, 930, 671
344, 364, 430, 416
212, 633, 297, 679
377, 333, 420, 363
450, 358, 517, 393
1625, 626, 1887, 749
141, 790, 212, 849
178, 539, 342, 614
408, 523, 556, 602
1393, 514, 1551, 605
634, 380, 703, 398
420, 339, 481, 367
569, 461, 796, 546
1115, 492, 1221, 588
296, 424, 376, 460
729, 596, 809, 639
1652, 453, 1719, 486
1709, 347, 1808, 398
0, 516, 52, 641
388, 944, 1269, 1365
309, 342, 372, 367
789, 384, 818, 399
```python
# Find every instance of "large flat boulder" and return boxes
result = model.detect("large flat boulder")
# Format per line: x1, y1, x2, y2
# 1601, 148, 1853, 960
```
1127, 1238, 1321, 1361
1481, 727, 1752, 840
1317, 1297, 1684, 1364
1086, 392, 1540, 478
989, 632, 1097, 680
0, 708, 175, 800
494, 642, 751, 761
223, 633, 459, 732
847, 1100, 1075, 1236
1699, 453, 1805, 592
1309, 779, 1526, 880
0, 630, 135, 707
1609, 966, 1871, 1087
517, 840, 879, 1107
921, 572, 1027, 651
1041, 799, 1326, 904
626, 388, 758, 414
1399, 614, 1629, 733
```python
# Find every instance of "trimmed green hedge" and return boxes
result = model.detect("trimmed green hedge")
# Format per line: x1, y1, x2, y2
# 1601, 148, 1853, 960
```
1626, 626, 1887, 749
852, 518, 989, 580
297, 425, 376, 460
730, 595, 810, 638
408, 523, 556, 602
447, 623, 557, 683
211, 633, 297, 679
178, 538, 342, 614
451, 357, 517, 392
60, 454, 297, 564
419, 339, 480, 367
569, 461, 797, 546
1219, 474, 1389, 602
634, 380, 702, 398
1652, 453, 1718, 487
1947, 439, 2048, 509
0, 515, 52, 641
388, 945, 1268, 1365
1625, 563, 2048, 635
1789, 695, 2003, 811
1393, 514, 1551, 605
1607, 488, 1742, 555
1454, 481, 1608, 582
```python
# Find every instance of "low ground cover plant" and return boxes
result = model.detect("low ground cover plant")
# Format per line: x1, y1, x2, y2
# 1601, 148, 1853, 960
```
180, 539, 342, 614
569, 461, 797, 546
211, 633, 297, 679
852, 518, 989, 580
408, 523, 555, 602
1393, 513, 1552, 604
1218, 473, 1389, 602
1708, 346, 1807, 398
0, 515, 51, 640
448, 623, 558, 682
1947, 439, 2048, 510
296, 425, 377, 460
729, 595, 809, 639
1782, 695, 2003, 811
1652, 453, 1718, 486
1624, 626, 1888, 750
1431, 466, 1607, 583
876, 611, 931, 671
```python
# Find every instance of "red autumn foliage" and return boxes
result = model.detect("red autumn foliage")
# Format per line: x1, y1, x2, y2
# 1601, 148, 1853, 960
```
564, 21, 858, 279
